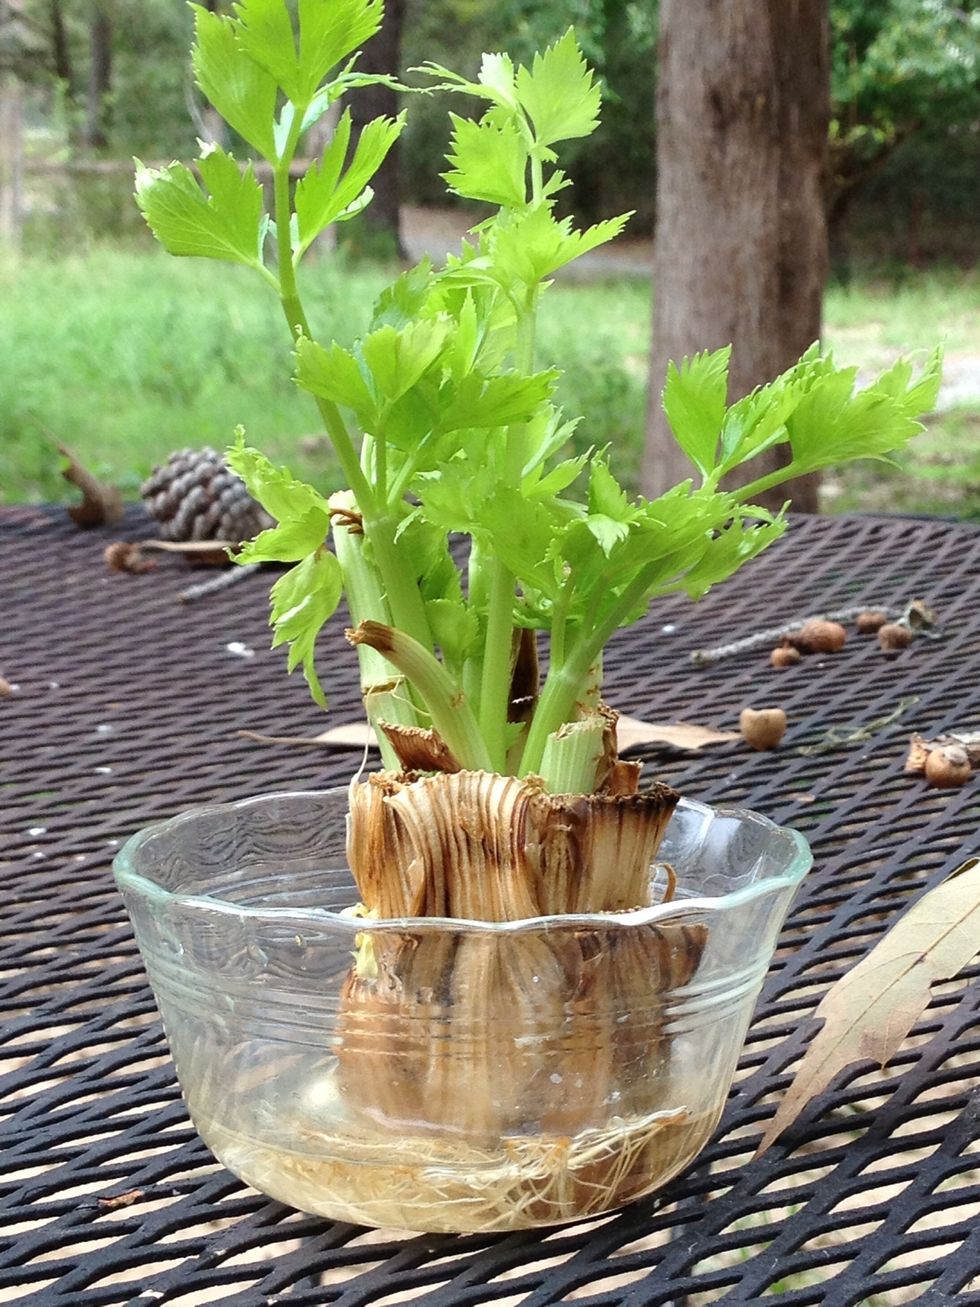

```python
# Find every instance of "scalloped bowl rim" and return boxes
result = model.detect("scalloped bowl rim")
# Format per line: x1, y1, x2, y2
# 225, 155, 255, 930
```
113, 788, 812, 935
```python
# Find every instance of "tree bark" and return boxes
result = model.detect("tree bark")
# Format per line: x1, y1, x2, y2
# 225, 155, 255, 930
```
348, 0, 404, 255
0, 70, 23, 249
84, 0, 112, 151
49, 0, 74, 94
643, 0, 829, 514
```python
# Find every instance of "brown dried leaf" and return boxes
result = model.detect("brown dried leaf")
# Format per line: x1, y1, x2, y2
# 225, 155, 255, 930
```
239, 716, 739, 755
904, 733, 930, 773
59, 445, 124, 528
97, 1188, 144, 1210
905, 731, 980, 772
615, 715, 739, 752
756, 857, 980, 1157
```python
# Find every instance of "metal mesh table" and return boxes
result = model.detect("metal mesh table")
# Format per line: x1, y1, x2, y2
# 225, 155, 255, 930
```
2, 508, 978, 1306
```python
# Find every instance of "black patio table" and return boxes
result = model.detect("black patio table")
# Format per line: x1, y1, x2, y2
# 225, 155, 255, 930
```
2, 507, 978, 1306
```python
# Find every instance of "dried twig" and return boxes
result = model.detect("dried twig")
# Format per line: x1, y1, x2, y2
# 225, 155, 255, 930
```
691, 606, 876, 665
797, 696, 920, 756
178, 564, 260, 604
691, 597, 939, 665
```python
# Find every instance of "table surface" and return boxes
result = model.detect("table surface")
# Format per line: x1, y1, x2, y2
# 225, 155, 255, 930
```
2, 507, 978, 1307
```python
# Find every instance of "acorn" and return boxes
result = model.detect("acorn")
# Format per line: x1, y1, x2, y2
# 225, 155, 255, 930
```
878, 622, 913, 653
740, 707, 787, 751
924, 744, 971, 789
856, 610, 888, 634
792, 619, 847, 654
770, 644, 802, 669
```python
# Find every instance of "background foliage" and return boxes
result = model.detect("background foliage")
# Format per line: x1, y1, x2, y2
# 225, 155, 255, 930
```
7, 0, 979, 253
1, 0, 977, 515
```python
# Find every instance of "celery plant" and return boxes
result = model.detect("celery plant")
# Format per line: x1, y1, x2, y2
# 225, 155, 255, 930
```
136, 0, 940, 796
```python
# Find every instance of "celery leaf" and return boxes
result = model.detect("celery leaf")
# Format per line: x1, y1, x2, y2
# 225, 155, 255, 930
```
443, 114, 528, 208
232, 0, 383, 106
295, 110, 405, 256
226, 430, 331, 526
191, 6, 278, 159
135, 150, 268, 268
676, 512, 787, 600
294, 338, 379, 428
662, 347, 731, 480
269, 549, 343, 708
439, 370, 558, 430
360, 319, 449, 404
514, 29, 601, 146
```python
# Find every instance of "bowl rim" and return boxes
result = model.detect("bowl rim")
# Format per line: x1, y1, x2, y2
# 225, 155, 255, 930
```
113, 788, 813, 936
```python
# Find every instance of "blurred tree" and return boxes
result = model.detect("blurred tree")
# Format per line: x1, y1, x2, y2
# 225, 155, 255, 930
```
402, 0, 658, 227
83, 0, 112, 150
829, 0, 980, 238
643, 0, 829, 514
494, 0, 657, 226
349, 0, 405, 254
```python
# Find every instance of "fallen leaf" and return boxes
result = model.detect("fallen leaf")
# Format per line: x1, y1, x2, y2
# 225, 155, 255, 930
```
616, 715, 739, 752
238, 717, 739, 754
756, 857, 980, 1157
97, 1189, 144, 1210
104, 541, 156, 575
59, 445, 124, 528
0, 676, 12, 698
905, 730, 980, 773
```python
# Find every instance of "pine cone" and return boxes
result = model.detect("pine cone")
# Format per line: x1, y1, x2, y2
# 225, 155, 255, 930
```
140, 447, 273, 543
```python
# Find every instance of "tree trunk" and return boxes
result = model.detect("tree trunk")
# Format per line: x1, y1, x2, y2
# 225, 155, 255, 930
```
49, 0, 74, 94
84, 0, 112, 152
0, 71, 23, 249
643, 0, 829, 514
348, 0, 404, 255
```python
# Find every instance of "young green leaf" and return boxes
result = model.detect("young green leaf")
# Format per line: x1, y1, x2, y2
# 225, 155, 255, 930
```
269, 548, 344, 708
413, 53, 518, 111
514, 29, 601, 146
438, 370, 558, 430
294, 338, 379, 429
675, 512, 787, 600
661, 347, 731, 480
191, 6, 279, 159
236, 505, 330, 563
442, 113, 528, 208
226, 430, 331, 526
135, 149, 268, 269
370, 259, 437, 330
785, 370, 921, 473
478, 52, 519, 110
294, 0, 384, 102
294, 110, 405, 257
360, 319, 450, 405
588, 460, 635, 523
873, 346, 942, 417
487, 206, 632, 289
232, 0, 383, 107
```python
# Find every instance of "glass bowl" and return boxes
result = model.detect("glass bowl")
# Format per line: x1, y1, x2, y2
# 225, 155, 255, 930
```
114, 788, 811, 1233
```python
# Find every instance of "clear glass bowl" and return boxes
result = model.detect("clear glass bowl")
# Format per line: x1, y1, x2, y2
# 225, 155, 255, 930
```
114, 788, 811, 1233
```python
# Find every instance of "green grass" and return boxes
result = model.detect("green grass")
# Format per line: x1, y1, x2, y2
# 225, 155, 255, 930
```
1, 248, 977, 515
